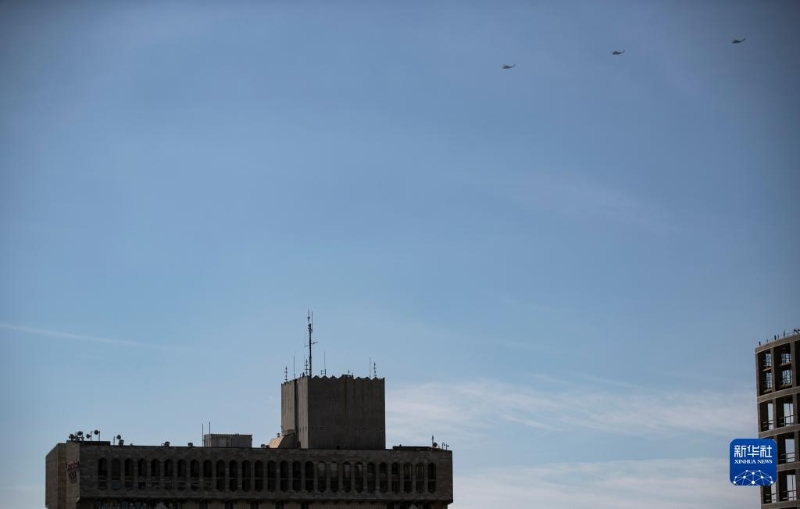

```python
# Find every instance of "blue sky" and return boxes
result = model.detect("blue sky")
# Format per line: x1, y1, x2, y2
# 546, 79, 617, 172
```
1, 1, 798, 507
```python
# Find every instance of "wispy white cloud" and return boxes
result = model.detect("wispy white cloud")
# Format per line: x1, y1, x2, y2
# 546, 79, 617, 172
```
454, 458, 758, 509
497, 171, 679, 234
0, 322, 182, 351
387, 378, 754, 446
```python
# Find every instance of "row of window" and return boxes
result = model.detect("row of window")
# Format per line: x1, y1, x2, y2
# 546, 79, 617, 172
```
97, 459, 437, 495
762, 370, 794, 392
91, 502, 434, 509
762, 352, 794, 369
761, 398, 796, 431
93, 503, 300, 509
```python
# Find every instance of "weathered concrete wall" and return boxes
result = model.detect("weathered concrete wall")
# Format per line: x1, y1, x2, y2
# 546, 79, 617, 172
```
282, 376, 386, 451
306, 376, 385, 451
45, 443, 65, 509
281, 380, 297, 436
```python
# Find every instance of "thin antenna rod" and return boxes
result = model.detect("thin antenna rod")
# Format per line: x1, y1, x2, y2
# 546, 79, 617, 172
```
307, 311, 317, 377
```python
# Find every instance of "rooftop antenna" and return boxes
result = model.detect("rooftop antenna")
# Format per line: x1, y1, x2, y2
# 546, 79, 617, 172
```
369, 357, 371, 378
373, 361, 377, 379
321, 351, 327, 376
293, 356, 296, 379
284, 366, 288, 382
307, 310, 317, 377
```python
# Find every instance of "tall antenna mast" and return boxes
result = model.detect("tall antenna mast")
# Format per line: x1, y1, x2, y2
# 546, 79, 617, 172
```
307, 310, 317, 377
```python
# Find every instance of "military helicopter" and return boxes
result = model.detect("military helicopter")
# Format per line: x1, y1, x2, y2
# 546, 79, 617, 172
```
732, 38, 746, 44
612, 50, 625, 55
501, 64, 516, 69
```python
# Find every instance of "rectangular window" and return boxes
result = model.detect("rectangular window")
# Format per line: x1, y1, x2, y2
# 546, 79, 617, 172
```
329, 462, 338, 493
292, 461, 301, 492
378, 463, 388, 493
391, 463, 400, 493
304, 462, 314, 492
316, 463, 326, 492
366, 462, 375, 493
762, 486, 770, 503
783, 401, 794, 426
767, 402, 775, 429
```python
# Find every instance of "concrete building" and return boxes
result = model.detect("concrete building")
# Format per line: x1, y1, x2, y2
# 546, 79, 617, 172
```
46, 373, 453, 509
756, 329, 800, 508
203, 435, 253, 449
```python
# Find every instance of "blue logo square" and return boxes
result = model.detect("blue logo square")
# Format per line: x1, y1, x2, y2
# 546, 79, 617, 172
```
730, 438, 777, 486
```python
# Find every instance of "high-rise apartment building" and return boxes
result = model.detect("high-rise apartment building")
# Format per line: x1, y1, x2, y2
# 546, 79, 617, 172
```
756, 329, 800, 507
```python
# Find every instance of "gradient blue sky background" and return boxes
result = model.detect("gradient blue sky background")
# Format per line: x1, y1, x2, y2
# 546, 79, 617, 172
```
1, 1, 798, 507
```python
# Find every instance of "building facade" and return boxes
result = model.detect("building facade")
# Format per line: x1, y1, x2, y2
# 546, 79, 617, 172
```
46, 375, 453, 509
756, 330, 800, 508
